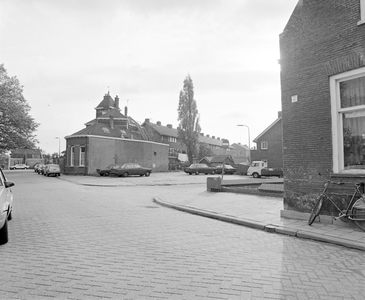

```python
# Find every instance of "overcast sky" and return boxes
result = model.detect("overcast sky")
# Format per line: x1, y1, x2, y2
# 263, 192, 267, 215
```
0, 0, 298, 155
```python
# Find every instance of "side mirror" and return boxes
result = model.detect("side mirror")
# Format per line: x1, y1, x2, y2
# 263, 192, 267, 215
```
5, 181, 15, 188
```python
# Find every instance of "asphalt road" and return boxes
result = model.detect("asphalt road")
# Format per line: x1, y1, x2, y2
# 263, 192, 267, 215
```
1, 170, 364, 299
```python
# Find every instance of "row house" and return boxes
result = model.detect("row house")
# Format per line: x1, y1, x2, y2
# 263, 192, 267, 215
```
141, 119, 233, 164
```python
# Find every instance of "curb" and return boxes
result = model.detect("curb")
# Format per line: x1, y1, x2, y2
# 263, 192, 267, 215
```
153, 198, 365, 252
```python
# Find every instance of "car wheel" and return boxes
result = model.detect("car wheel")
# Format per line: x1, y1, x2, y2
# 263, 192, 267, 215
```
195, 171, 199, 175
0, 219, 9, 245
145, 171, 151, 177
253, 173, 260, 178
189, 173, 192, 175
122, 172, 129, 177
105, 172, 109, 176
211, 170, 216, 175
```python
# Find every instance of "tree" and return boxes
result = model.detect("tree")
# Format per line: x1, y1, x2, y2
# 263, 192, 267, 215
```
177, 75, 201, 163
198, 143, 214, 160
0, 64, 39, 154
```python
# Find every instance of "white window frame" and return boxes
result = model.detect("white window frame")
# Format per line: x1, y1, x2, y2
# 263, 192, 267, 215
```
330, 66, 365, 173
358, 0, 365, 26
261, 141, 268, 150
80, 146, 85, 166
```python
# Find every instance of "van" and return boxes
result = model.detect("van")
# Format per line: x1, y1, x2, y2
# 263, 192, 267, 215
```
44, 164, 61, 177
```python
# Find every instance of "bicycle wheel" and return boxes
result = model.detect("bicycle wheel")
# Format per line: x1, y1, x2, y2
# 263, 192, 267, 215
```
352, 197, 365, 231
308, 195, 324, 225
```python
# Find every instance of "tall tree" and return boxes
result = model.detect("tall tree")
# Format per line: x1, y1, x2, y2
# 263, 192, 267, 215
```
0, 64, 39, 154
177, 75, 201, 163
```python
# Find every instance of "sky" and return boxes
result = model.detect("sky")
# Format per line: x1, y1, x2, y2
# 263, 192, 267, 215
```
0, 0, 298, 155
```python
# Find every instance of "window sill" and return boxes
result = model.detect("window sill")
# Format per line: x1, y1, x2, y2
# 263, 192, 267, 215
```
332, 172, 365, 179
357, 19, 365, 26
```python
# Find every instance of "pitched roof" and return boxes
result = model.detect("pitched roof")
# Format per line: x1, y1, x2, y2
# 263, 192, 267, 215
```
70, 122, 144, 140
253, 117, 282, 142
210, 155, 234, 163
96, 93, 115, 109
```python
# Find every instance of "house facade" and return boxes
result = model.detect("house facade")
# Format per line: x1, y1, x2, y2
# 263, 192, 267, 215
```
142, 119, 231, 165
9, 148, 43, 168
280, 0, 365, 214
64, 93, 168, 175
229, 143, 250, 165
250, 112, 283, 168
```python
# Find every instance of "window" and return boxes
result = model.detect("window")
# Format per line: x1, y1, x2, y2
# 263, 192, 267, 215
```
330, 67, 365, 173
359, 0, 365, 26
80, 146, 85, 166
261, 141, 268, 150
70, 146, 75, 166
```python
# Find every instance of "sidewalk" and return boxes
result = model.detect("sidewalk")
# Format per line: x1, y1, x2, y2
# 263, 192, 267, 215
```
59, 174, 365, 251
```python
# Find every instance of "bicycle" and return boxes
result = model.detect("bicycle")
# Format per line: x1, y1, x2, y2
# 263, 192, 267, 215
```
308, 179, 365, 231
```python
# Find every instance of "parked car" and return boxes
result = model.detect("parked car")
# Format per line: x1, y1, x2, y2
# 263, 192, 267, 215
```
215, 164, 237, 175
0, 167, 14, 245
184, 163, 216, 175
96, 164, 120, 176
44, 164, 61, 177
109, 163, 152, 177
10, 164, 29, 170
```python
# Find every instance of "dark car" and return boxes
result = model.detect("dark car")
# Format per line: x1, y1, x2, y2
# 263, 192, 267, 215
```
109, 163, 152, 177
184, 163, 216, 175
215, 164, 237, 175
96, 164, 120, 176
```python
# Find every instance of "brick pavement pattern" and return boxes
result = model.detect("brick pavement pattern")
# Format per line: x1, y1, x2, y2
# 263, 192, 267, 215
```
0, 171, 364, 299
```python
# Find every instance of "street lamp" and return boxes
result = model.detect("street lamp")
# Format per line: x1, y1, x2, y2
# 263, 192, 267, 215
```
237, 124, 251, 164
55, 137, 60, 160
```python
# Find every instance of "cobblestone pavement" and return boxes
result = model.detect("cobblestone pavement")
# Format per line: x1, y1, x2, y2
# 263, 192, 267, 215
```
1, 171, 364, 299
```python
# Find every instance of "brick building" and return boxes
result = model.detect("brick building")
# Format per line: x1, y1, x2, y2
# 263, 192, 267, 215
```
65, 93, 168, 175
280, 0, 365, 214
250, 112, 283, 168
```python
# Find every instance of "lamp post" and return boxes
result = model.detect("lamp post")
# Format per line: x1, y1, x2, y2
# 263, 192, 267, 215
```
237, 124, 251, 164
55, 137, 60, 162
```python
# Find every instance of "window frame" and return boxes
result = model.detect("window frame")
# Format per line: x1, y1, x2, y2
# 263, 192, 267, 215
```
261, 141, 268, 150
330, 66, 365, 173
79, 146, 86, 166
70, 146, 74, 167
358, 0, 365, 26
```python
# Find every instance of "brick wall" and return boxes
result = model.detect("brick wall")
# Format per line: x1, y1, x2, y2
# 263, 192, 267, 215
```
280, 0, 365, 212
251, 119, 283, 168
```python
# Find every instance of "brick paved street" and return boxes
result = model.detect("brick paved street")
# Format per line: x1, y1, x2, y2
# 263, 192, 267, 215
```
1, 171, 364, 299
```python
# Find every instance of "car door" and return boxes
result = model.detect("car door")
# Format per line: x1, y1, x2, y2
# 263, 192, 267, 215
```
130, 164, 139, 176
0, 169, 11, 226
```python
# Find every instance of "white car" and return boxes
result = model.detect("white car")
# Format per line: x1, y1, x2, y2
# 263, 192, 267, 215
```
0, 167, 14, 245
10, 164, 29, 170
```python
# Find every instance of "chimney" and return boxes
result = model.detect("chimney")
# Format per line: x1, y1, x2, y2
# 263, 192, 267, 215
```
206, 134, 210, 138
124, 106, 128, 117
167, 124, 172, 129
278, 111, 282, 118
200, 133, 204, 136
114, 96, 119, 109
217, 137, 220, 140
212, 136, 215, 139
109, 116, 114, 129
145, 118, 150, 123
157, 121, 161, 126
